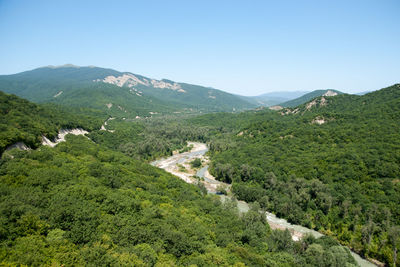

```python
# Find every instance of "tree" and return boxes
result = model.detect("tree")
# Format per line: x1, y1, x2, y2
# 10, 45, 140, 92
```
389, 226, 400, 267
191, 158, 202, 168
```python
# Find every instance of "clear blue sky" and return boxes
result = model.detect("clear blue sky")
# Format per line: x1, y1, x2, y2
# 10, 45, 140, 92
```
0, 0, 399, 95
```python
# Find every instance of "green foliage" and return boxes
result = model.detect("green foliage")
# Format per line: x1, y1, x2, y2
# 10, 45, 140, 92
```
191, 158, 202, 168
0, 135, 354, 266
88, 116, 209, 161
0, 134, 360, 266
0, 91, 101, 154
134, 80, 256, 112
51, 82, 178, 117
194, 84, 400, 266
2, 72, 395, 266
280, 89, 343, 107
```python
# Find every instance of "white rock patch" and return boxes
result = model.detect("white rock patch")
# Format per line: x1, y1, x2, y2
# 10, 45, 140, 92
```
323, 90, 338, 97
100, 118, 115, 133
103, 74, 149, 88
269, 105, 283, 111
306, 99, 318, 110
311, 117, 326, 125
100, 74, 186, 93
6, 142, 31, 151
42, 128, 89, 147
53, 91, 63, 98
151, 79, 184, 91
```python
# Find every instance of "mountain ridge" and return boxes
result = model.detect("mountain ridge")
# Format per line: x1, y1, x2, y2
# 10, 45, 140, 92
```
0, 65, 255, 113
279, 89, 343, 107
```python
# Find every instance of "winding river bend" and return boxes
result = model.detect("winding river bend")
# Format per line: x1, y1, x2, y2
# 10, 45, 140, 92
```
151, 142, 376, 267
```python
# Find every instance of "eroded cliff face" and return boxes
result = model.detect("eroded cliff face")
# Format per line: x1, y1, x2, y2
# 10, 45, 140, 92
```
42, 128, 89, 147
99, 74, 186, 93
322, 90, 338, 97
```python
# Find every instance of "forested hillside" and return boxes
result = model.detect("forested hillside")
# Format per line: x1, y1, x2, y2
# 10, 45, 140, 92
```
192, 84, 400, 266
51, 83, 180, 117
0, 92, 360, 266
0, 65, 120, 102
0, 91, 101, 154
88, 116, 208, 161
0, 67, 187, 117
280, 89, 343, 107
0, 65, 255, 113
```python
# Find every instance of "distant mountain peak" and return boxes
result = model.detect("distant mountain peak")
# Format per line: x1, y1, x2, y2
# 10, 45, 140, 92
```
42, 64, 82, 69
280, 89, 343, 108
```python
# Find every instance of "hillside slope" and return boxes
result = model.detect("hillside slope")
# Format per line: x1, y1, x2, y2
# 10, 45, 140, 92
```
51, 83, 179, 117
0, 92, 358, 266
279, 89, 343, 107
0, 91, 101, 154
0, 65, 255, 113
190, 84, 400, 266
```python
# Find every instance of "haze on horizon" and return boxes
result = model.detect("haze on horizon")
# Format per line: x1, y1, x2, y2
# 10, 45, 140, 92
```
0, 0, 399, 95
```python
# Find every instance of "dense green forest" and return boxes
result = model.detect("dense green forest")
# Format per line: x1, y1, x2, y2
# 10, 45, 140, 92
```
88, 116, 208, 161
188, 84, 400, 266
0, 133, 357, 266
55, 84, 400, 266
1, 82, 399, 266
0, 91, 102, 154
51, 83, 180, 117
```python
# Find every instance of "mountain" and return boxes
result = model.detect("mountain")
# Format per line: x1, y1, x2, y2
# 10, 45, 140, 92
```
0, 65, 255, 114
188, 84, 400, 266
279, 89, 343, 107
99, 73, 255, 112
238, 91, 309, 107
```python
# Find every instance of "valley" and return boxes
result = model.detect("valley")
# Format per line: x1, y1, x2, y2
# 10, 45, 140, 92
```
151, 142, 377, 267
0, 68, 398, 266
2, 1, 398, 266
151, 142, 227, 194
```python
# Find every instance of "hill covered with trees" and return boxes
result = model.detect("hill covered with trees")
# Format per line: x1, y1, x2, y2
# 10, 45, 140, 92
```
279, 89, 343, 107
0, 91, 102, 154
190, 84, 400, 266
0, 65, 255, 114
0, 91, 359, 266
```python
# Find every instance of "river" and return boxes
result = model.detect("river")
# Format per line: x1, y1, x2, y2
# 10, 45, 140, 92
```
151, 142, 376, 267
